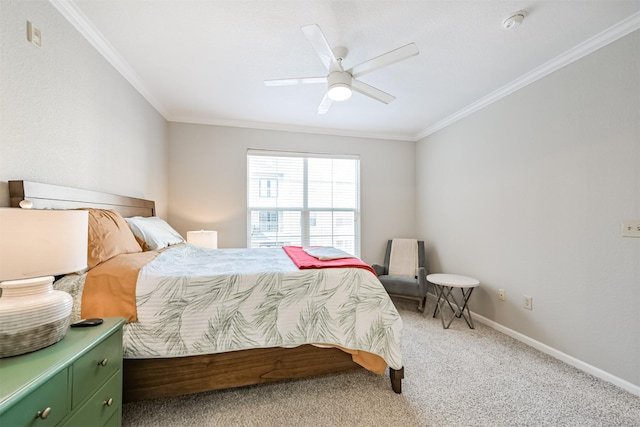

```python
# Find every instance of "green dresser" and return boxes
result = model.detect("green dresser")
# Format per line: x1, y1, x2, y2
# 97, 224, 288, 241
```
0, 317, 126, 427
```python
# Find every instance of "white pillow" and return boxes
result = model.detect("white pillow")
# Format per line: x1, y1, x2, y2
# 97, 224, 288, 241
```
303, 246, 354, 260
125, 216, 185, 250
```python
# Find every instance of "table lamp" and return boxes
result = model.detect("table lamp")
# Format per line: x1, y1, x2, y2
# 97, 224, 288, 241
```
187, 230, 218, 249
0, 208, 88, 358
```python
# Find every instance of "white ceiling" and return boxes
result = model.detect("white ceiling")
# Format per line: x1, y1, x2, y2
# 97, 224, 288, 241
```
55, 0, 640, 141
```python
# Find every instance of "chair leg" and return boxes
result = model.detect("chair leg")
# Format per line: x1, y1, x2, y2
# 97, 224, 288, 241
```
418, 296, 426, 313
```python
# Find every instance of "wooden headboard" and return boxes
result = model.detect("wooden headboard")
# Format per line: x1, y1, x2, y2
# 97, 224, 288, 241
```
9, 180, 155, 217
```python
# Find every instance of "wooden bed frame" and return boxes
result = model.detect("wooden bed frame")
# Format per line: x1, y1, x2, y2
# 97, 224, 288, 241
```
8, 180, 404, 402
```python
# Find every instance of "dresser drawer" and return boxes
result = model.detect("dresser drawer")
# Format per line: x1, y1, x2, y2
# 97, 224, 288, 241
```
0, 368, 68, 427
71, 329, 122, 408
63, 371, 122, 427
103, 407, 122, 427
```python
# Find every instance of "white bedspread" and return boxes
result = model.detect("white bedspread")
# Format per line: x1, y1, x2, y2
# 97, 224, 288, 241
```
57, 245, 403, 370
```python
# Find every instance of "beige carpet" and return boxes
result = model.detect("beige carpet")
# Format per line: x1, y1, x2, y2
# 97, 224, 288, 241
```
123, 298, 640, 426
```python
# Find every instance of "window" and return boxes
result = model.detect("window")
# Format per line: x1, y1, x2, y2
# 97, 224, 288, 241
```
258, 211, 279, 232
259, 178, 278, 198
247, 150, 360, 256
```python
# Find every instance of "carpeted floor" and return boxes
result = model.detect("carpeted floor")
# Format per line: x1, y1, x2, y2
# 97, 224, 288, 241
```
123, 298, 640, 426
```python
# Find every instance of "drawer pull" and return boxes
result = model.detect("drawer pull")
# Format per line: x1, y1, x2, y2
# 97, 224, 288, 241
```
36, 407, 51, 419
103, 397, 114, 407
98, 358, 108, 366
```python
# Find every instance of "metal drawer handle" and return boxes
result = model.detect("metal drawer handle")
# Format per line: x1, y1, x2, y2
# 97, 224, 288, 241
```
36, 407, 51, 419
98, 358, 108, 367
103, 398, 114, 407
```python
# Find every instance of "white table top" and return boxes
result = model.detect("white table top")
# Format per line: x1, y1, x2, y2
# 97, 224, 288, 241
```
427, 273, 479, 288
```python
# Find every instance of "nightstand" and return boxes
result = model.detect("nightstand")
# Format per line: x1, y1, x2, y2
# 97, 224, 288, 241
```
0, 317, 126, 427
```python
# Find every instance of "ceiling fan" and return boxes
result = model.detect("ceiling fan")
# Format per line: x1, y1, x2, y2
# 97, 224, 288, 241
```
264, 24, 419, 114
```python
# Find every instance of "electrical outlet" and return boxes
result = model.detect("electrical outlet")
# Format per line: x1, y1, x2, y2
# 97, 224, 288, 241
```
622, 221, 640, 237
498, 289, 505, 301
523, 295, 533, 310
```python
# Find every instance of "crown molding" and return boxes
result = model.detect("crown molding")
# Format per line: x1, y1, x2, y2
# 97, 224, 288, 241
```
414, 11, 640, 141
49, 0, 169, 118
50, 0, 413, 142
52, 1, 638, 143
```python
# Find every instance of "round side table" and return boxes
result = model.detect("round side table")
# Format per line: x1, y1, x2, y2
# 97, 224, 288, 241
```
427, 273, 480, 329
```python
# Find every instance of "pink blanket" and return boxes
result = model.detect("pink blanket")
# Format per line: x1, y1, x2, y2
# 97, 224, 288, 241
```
282, 246, 377, 276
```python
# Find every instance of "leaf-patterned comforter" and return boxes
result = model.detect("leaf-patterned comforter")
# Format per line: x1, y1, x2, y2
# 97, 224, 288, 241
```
58, 245, 403, 370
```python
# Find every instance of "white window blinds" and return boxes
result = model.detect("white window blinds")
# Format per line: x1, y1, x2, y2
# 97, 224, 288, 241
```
247, 149, 360, 256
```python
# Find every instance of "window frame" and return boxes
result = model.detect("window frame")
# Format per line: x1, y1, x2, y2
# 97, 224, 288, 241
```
247, 149, 361, 256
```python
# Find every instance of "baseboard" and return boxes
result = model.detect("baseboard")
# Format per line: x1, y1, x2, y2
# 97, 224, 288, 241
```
472, 312, 640, 397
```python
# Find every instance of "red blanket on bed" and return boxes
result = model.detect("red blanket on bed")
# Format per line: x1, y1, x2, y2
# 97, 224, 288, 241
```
282, 246, 377, 276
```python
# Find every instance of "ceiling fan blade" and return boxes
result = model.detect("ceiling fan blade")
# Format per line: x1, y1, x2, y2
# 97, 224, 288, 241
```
316, 93, 333, 114
351, 79, 396, 104
349, 42, 419, 79
264, 77, 327, 86
301, 24, 337, 70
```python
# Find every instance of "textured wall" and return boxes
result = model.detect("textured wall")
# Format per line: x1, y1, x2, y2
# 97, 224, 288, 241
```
417, 30, 640, 389
0, 1, 169, 215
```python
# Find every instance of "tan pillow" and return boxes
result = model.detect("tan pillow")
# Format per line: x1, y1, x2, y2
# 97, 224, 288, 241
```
84, 209, 142, 268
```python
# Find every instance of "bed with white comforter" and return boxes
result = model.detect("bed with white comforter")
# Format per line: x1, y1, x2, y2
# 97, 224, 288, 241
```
57, 245, 403, 371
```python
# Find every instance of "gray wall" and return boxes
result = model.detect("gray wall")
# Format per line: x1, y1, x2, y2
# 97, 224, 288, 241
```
167, 123, 416, 265
0, 1, 169, 214
416, 30, 639, 389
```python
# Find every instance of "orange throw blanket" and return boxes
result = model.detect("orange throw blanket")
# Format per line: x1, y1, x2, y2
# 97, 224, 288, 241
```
81, 251, 160, 322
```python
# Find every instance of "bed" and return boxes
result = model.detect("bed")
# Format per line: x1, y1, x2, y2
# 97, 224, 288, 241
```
8, 180, 404, 402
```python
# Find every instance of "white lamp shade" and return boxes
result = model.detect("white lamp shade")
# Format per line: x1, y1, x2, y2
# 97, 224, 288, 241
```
0, 208, 89, 281
187, 230, 218, 249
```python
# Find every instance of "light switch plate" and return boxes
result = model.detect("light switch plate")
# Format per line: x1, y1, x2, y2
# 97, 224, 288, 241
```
27, 21, 42, 47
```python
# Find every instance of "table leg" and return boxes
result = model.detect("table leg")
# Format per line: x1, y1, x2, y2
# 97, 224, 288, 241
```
434, 285, 455, 329
432, 284, 444, 318
458, 288, 475, 329
433, 285, 476, 329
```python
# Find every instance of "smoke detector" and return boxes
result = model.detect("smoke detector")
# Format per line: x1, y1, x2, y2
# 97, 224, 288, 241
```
502, 10, 528, 30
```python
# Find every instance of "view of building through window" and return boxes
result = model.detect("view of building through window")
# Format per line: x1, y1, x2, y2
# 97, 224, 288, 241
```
247, 150, 360, 256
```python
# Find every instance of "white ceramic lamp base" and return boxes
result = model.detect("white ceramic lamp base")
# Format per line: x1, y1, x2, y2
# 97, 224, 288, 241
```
0, 276, 72, 358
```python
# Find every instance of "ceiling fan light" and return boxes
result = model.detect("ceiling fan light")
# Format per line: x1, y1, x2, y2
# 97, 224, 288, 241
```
328, 84, 352, 101
327, 71, 353, 101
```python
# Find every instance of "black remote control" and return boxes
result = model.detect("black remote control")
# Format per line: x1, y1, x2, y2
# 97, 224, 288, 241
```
70, 318, 104, 327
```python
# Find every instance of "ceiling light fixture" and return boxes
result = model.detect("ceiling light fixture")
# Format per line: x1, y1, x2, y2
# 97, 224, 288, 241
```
327, 71, 352, 101
502, 10, 528, 30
